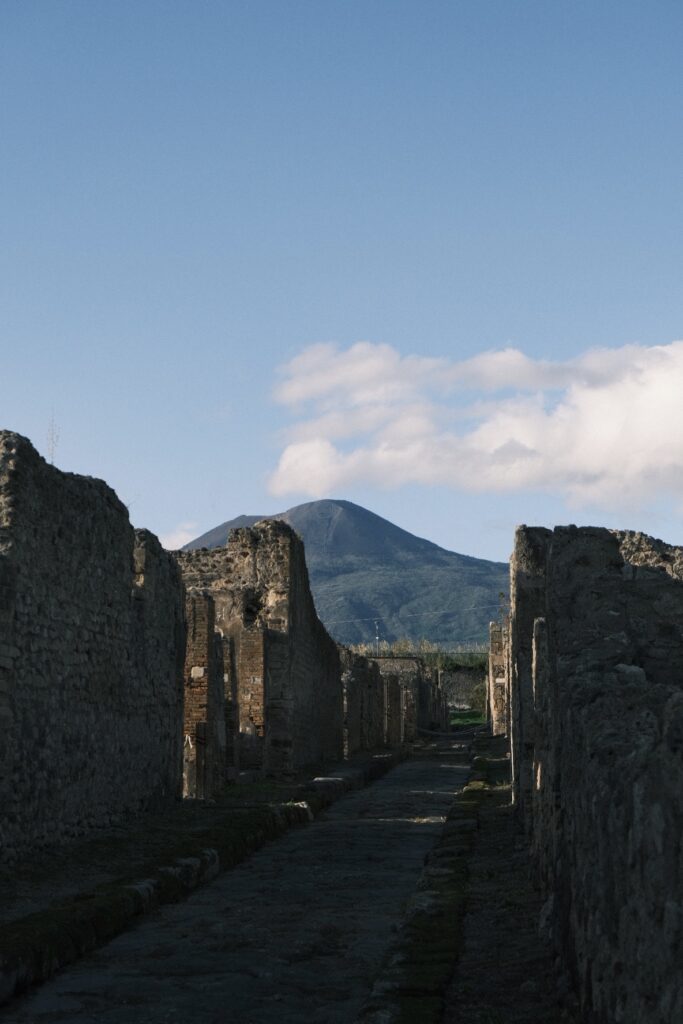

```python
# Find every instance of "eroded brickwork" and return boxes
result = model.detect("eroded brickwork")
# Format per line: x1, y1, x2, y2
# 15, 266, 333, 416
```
176, 521, 343, 776
183, 594, 227, 797
507, 524, 683, 1022
0, 432, 185, 862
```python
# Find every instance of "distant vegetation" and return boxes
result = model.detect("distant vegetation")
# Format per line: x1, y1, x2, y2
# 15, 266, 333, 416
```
450, 708, 486, 727
351, 636, 488, 672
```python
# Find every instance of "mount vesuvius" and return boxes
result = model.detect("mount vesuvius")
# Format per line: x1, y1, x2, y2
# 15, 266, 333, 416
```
184, 499, 508, 647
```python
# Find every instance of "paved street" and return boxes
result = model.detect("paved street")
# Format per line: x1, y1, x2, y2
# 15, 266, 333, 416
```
4, 753, 468, 1024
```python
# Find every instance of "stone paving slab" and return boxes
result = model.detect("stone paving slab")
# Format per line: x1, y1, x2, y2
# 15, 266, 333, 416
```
441, 738, 578, 1024
0, 751, 409, 1009
2, 750, 469, 1024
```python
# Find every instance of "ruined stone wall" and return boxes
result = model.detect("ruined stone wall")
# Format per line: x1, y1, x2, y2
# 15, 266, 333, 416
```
183, 594, 226, 797
372, 656, 448, 737
374, 657, 421, 740
384, 675, 403, 747
219, 634, 239, 776
508, 526, 550, 817
235, 628, 266, 767
0, 432, 185, 861
360, 656, 386, 749
176, 521, 343, 775
285, 532, 343, 769
509, 524, 683, 1022
440, 666, 483, 710
338, 650, 386, 751
420, 667, 448, 732
339, 648, 363, 757
487, 622, 507, 735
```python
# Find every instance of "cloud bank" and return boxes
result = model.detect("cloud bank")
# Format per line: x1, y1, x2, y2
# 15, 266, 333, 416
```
159, 521, 199, 550
269, 340, 683, 509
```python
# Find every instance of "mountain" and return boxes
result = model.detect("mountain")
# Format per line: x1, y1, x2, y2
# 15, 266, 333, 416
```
184, 499, 508, 647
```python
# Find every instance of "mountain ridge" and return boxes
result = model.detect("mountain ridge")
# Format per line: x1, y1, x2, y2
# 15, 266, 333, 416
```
184, 499, 508, 646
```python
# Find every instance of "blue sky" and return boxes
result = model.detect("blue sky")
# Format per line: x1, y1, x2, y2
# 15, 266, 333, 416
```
3, 1, 683, 561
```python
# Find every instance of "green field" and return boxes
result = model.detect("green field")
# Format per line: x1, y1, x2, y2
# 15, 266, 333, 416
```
450, 709, 486, 727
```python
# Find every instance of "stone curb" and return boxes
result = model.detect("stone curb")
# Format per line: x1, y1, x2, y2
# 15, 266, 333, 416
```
0, 750, 405, 1009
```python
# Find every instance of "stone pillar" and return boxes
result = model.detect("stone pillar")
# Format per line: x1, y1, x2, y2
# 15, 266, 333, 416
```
183, 593, 227, 798
488, 621, 508, 736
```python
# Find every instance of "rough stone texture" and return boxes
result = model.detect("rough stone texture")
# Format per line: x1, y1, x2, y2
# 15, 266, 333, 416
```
374, 657, 420, 742
440, 665, 484, 709
359, 655, 387, 751
372, 656, 449, 737
183, 594, 227, 797
508, 525, 551, 817
384, 674, 403, 748
176, 521, 343, 776
6, 755, 468, 1024
0, 432, 185, 863
509, 524, 683, 1022
339, 648, 363, 757
487, 621, 507, 735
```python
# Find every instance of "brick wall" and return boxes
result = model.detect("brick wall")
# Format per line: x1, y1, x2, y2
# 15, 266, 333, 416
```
183, 594, 226, 797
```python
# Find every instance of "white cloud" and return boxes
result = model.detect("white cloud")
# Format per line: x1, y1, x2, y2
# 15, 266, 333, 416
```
159, 521, 199, 550
269, 340, 683, 510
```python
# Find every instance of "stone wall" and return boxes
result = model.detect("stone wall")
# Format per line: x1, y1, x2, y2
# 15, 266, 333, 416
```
183, 594, 227, 797
487, 622, 507, 735
176, 520, 343, 776
440, 666, 484, 710
0, 432, 185, 862
508, 525, 550, 818
339, 648, 362, 756
360, 655, 387, 750
507, 524, 683, 1022
374, 657, 420, 741
384, 675, 403, 747
372, 656, 448, 737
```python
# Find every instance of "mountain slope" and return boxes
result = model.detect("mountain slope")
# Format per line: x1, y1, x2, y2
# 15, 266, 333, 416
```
184, 499, 508, 646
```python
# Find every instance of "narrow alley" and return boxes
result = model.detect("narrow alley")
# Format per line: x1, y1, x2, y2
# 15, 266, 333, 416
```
4, 750, 467, 1024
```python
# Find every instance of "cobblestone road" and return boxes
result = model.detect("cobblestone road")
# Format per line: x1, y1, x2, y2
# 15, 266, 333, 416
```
4, 753, 468, 1024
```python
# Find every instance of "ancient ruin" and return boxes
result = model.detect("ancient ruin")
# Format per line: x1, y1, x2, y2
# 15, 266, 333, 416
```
176, 520, 344, 780
182, 592, 232, 798
371, 655, 449, 739
498, 524, 683, 1022
0, 432, 185, 862
486, 620, 507, 736
6, 422, 682, 1020
0, 429, 446, 858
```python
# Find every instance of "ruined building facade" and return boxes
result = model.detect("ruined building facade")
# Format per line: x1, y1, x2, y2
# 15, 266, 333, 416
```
176, 520, 344, 780
0, 432, 185, 862
497, 524, 683, 1023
